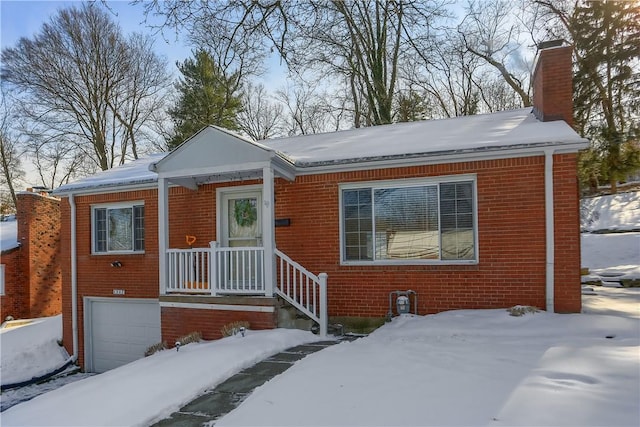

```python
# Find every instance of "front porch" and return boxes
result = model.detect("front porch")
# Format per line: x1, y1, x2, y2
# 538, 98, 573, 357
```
152, 127, 327, 335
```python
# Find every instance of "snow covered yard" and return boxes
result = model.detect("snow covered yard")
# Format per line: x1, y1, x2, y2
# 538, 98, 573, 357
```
215, 300, 639, 427
1, 289, 638, 427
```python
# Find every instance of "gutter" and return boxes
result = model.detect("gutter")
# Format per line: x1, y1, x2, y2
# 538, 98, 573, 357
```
544, 150, 555, 313
70, 193, 79, 362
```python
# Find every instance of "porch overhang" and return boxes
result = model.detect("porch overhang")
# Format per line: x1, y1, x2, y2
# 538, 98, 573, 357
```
149, 125, 296, 188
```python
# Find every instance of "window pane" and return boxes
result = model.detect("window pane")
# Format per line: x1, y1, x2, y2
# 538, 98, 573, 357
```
108, 208, 133, 251
440, 182, 475, 260
95, 208, 107, 253
134, 205, 145, 251
342, 189, 372, 260
374, 186, 439, 259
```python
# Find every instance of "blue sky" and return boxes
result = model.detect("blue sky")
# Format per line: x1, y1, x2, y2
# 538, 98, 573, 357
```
1, 0, 189, 74
0, 0, 287, 84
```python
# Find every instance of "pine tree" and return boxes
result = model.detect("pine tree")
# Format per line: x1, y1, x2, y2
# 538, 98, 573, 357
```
569, 1, 640, 192
167, 50, 243, 149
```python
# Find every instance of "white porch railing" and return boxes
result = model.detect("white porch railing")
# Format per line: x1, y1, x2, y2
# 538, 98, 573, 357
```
166, 247, 211, 293
166, 243, 265, 295
165, 244, 328, 336
214, 245, 265, 294
275, 249, 328, 337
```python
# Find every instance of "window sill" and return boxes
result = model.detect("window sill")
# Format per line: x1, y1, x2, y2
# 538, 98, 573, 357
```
340, 259, 478, 267
91, 251, 146, 256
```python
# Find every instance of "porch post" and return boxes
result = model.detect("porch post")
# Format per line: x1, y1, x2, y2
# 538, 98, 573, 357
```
158, 177, 169, 295
262, 166, 276, 296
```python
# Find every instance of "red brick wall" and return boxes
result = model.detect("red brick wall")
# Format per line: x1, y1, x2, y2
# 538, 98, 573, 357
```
553, 153, 582, 312
532, 45, 574, 127
61, 189, 159, 367
161, 307, 277, 345
274, 155, 581, 316
0, 192, 61, 320
0, 248, 25, 319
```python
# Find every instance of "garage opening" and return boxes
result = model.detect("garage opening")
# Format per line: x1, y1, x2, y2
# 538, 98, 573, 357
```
84, 298, 161, 373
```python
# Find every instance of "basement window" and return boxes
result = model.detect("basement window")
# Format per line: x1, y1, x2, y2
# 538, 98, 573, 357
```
92, 202, 144, 254
340, 176, 477, 264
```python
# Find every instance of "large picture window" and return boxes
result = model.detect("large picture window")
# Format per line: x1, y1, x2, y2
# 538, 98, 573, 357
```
341, 178, 476, 263
93, 203, 144, 254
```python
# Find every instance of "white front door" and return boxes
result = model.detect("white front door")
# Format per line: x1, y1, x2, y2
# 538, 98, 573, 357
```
219, 190, 264, 292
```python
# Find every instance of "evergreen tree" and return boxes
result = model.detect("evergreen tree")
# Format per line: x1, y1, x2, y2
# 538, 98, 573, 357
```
168, 50, 242, 149
546, 0, 640, 192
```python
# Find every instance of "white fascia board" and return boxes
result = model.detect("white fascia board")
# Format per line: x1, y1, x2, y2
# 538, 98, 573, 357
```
54, 181, 159, 197
157, 161, 272, 180
291, 141, 589, 175
271, 156, 297, 181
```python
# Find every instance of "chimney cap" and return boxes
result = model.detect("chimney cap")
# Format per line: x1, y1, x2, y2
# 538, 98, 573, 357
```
537, 39, 565, 50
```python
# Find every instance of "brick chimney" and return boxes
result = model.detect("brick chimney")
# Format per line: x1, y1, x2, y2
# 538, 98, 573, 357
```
532, 40, 574, 128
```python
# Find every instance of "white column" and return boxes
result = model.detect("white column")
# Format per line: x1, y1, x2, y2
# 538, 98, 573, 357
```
158, 177, 169, 296
262, 166, 276, 296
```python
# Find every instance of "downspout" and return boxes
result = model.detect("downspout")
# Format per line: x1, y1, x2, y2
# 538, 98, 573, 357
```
544, 150, 555, 313
70, 193, 79, 361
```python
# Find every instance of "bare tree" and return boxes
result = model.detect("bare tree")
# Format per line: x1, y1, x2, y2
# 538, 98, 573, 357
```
276, 78, 352, 136
238, 83, 285, 141
0, 89, 24, 211
458, 0, 534, 107
142, 0, 450, 128
1, 3, 170, 181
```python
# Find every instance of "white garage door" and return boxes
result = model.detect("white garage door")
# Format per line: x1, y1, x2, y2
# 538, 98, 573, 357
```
85, 298, 161, 373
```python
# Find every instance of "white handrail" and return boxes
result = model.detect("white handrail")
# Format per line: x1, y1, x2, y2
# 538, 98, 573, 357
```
275, 248, 328, 336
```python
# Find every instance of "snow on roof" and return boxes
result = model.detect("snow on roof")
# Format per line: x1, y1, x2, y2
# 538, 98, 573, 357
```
53, 108, 587, 194
264, 108, 587, 166
0, 215, 19, 252
54, 153, 167, 194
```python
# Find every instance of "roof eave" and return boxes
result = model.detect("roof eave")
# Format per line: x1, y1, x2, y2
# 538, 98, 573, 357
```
290, 139, 590, 174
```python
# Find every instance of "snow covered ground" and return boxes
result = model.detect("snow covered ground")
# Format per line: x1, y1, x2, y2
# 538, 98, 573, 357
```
1, 288, 638, 427
581, 191, 640, 232
581, 190, 640, 282
0, 315, 68, 386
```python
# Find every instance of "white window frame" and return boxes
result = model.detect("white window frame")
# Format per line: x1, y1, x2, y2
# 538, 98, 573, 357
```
91, 201, 145, 255
339, 174, 478, 266
0, 264, 5, 295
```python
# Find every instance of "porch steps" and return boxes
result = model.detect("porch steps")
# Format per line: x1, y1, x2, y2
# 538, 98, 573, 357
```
151, 336, 362, 427
276, 299, 315, 331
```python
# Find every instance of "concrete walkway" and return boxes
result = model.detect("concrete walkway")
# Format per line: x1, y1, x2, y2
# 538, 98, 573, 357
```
151, 337, 359, 427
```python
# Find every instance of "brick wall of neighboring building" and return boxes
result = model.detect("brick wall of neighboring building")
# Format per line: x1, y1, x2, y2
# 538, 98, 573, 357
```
0, 192, 61, 320
0, 248, 25, 319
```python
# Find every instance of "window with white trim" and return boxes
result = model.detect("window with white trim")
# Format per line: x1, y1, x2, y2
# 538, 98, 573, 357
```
0, 264, 5, 295
341, 178, 476, 263
92, 203, 145, 253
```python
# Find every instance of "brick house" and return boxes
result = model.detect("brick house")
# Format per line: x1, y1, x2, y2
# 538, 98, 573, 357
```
54, 43, 588, 373
0, 190, 62, 320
